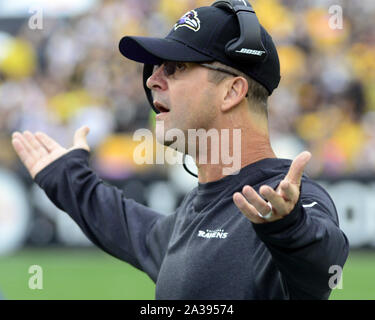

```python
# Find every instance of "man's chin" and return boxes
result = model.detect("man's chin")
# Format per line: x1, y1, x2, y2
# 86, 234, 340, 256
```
156, 131, 188, 153
156, 137, 174, 147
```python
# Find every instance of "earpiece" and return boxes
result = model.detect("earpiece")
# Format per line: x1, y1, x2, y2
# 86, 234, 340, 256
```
212, 0, 267, 63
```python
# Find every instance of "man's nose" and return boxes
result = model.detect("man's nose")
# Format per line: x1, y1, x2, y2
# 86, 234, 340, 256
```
146, 65, 168, 92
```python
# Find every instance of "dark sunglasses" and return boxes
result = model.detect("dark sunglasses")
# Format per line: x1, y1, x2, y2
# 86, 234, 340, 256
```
154, 61, 243, 78
153, 61, 248, 97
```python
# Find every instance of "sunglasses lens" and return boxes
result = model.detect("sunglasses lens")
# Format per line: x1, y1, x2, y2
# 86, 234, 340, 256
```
164, 62, 176, 76
153, 62, 185, 77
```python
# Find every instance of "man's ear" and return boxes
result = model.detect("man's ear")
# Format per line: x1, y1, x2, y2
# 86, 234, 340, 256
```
221, 77, 248, 112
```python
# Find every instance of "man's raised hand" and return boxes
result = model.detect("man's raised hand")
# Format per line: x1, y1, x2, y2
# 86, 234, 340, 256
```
233, 151, 312, 224
11, 126, 90, 179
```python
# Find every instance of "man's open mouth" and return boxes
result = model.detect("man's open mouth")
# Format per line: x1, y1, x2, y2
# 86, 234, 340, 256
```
154, 101, 170, 113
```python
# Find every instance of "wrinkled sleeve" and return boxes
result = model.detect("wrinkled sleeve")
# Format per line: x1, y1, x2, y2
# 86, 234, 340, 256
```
252, 179, 349, 299
34, 148, 176, 282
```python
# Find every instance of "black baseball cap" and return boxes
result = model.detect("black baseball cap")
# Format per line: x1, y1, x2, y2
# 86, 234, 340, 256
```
119, 5, 280, 96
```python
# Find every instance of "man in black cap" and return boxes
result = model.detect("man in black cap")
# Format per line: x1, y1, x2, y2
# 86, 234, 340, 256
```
12, 1, 348, 299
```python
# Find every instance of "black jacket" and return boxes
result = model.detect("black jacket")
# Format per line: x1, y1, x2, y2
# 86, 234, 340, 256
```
35, 149, 349, 299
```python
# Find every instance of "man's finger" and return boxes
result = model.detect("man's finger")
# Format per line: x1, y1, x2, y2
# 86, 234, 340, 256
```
242, 185, 272, 216
284, 151, 311, 185
73, 126, 90, 151
12, 132, 37, 160
259, 185, 286, 215
278, 180, 295, 202
24, 131, 48, 157
35, 131, 61, 153
12, 137, 31, 165
233, 192, 265, 223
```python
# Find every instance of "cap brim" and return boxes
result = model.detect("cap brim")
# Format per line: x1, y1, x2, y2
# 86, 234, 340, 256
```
119, 36, 214, 64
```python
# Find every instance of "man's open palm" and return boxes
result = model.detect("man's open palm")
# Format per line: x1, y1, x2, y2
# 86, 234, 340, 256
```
233, 151, 312, 224
11, 126, 90, 179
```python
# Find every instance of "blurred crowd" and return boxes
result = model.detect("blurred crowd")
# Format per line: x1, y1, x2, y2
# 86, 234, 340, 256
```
1, 0, 375, 186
